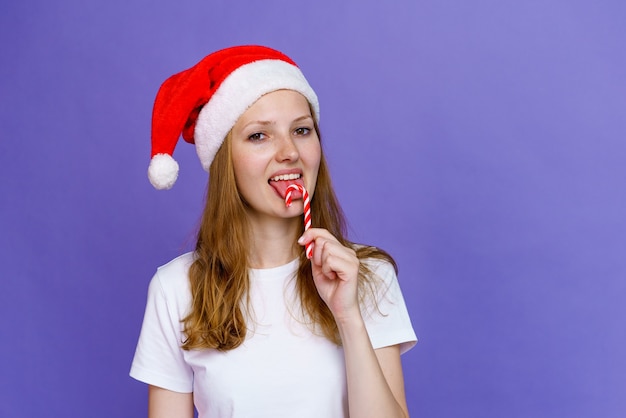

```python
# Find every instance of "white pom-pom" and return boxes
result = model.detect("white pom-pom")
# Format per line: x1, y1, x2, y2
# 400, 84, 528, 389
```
148, 154, 179, 190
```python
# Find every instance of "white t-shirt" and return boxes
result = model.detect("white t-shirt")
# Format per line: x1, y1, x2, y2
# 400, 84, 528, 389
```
130, 252, 416, 417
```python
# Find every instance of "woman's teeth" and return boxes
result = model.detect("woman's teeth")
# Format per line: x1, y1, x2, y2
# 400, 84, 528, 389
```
270, 174, 301, 181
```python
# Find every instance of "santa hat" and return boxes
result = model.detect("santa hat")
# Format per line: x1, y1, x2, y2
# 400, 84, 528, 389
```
147, 45, 320, 190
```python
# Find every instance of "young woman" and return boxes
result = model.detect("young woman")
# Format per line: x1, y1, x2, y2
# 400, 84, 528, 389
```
131, 45, 416, 418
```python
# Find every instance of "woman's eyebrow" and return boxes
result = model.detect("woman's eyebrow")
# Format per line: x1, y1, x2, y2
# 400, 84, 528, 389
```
294, 115, 313, 122
241, 120, 275, 129
241, 115, 313, 130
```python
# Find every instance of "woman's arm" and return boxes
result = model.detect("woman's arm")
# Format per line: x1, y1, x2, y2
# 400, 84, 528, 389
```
339, 319, 409, 418
374, 345, 409, 416
148, 385, 194, 418
300, 229, 410, 418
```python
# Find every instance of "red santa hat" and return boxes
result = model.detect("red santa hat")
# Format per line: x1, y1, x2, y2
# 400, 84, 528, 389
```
147, 45, 320, 190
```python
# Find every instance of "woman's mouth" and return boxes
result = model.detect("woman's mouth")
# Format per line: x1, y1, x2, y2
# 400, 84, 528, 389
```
269, 173, 301, 182
268, 174, 304, 199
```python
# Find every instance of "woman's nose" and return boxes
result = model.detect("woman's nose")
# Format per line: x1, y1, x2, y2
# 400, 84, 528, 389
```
275, 134, 300, 162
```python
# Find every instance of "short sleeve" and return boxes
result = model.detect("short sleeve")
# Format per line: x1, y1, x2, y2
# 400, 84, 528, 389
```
361, 260, 417, 354
129, 270, 193, 392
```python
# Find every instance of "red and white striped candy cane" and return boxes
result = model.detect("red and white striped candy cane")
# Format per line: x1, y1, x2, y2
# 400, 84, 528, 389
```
285, 184, 313, 259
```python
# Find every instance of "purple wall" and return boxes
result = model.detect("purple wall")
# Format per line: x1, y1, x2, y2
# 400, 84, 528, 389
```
1, 0, 625, 416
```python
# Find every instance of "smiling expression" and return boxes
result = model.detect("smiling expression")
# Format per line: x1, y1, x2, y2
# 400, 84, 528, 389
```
230, 89, 321, 223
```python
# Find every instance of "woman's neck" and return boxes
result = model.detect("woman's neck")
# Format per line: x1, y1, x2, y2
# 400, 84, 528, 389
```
246, 215, 301, 269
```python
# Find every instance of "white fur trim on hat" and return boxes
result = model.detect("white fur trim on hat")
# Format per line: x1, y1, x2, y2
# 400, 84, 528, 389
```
148, 153, 179, 190
194, 59, 319, 171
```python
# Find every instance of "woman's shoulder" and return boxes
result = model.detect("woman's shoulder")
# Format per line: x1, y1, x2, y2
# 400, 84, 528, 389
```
150, 252, 195, 295
353, 244, 397, 276
359, 253, 394, 269
156, 251, 195, 274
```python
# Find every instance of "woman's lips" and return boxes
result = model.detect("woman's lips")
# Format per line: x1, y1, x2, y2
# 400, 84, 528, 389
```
268, 177, 305, 199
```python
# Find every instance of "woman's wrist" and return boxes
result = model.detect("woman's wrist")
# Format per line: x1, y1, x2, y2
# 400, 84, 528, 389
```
335, 309, 367, 339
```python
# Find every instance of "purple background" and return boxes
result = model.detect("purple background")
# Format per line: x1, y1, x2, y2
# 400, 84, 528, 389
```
1, 0, 625, 417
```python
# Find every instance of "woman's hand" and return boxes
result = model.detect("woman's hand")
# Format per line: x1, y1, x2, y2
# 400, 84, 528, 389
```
298, 228, 360, 322
299, 229, 410, 418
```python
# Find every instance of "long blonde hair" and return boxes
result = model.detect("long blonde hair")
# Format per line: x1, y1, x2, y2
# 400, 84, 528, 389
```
182, 127, 396, 351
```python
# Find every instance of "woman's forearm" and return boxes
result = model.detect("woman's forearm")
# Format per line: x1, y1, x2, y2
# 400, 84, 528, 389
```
338, 315, 409, 418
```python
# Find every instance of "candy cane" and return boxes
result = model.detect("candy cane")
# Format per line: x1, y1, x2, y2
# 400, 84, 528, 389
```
285, 184, 313, 259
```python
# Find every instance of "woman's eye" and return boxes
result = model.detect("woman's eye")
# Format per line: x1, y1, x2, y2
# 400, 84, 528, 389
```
294, 127, 311, 136
248, 132, 266, 141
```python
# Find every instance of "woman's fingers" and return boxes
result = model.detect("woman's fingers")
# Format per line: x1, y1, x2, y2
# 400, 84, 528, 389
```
300, 229, 358, 281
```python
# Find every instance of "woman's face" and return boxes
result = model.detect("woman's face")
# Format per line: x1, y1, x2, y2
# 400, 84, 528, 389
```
230, 89, 321, 222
